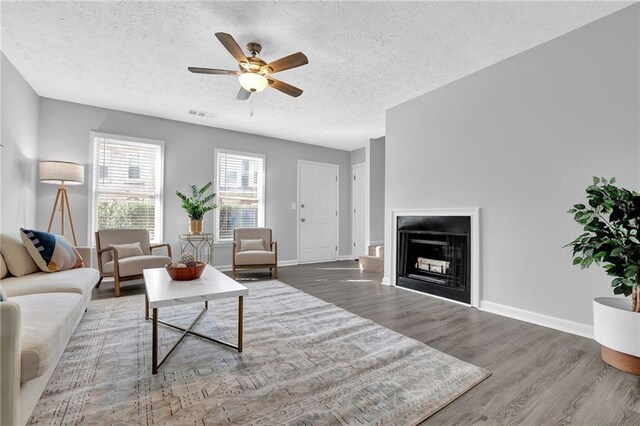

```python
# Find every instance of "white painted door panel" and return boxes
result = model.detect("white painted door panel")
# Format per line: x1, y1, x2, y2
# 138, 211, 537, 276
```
299, 162, 338, 263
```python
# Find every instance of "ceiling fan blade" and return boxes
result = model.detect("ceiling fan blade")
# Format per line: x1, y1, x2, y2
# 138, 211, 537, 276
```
267, 77, 303, 97
215, 32, 249, 65
261, 52, 308, 75
236, 87, 251, 101
188, 67, 239, 75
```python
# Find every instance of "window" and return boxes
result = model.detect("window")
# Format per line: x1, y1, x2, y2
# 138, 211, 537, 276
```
128, 156, 141, 179
91, 133, 164, 242
215, 149, 265, 241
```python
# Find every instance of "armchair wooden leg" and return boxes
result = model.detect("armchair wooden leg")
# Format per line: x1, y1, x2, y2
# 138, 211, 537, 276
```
274, 263, 278, 279
114, 276, 121, 297
232, 266, 236, 279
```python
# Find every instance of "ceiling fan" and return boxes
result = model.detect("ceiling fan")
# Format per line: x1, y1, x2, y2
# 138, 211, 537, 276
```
189, 32, 308, 101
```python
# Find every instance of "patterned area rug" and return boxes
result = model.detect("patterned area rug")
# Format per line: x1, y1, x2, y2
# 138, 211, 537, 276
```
30, 280, 489, 425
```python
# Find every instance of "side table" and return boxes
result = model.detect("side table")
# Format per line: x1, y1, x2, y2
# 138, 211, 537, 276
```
179, 233, 214, 265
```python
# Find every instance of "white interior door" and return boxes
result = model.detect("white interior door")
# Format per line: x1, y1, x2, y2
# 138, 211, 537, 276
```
352, 163, 366, 258
299, 161, 338, 263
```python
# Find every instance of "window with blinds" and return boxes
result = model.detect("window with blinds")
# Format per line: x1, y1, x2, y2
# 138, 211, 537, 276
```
92, 134, 164, 242
215, 150, 265, 241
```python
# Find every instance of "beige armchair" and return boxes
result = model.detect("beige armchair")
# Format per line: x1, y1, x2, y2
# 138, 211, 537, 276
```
232, 228, 278, 279
95, 229, 172, 297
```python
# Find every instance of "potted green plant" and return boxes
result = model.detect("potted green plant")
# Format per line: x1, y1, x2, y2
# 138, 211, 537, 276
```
568, 176, 640, 374
176, 182, 217, 235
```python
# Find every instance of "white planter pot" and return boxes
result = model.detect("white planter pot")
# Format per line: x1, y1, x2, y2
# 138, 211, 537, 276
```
593, 297, 640, 357
593, 297, 640, 375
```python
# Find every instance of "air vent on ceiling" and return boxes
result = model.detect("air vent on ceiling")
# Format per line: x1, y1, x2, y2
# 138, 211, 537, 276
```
188, 109, 217, 119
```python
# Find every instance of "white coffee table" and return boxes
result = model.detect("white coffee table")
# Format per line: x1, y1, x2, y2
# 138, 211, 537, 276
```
143, 265, 249, 374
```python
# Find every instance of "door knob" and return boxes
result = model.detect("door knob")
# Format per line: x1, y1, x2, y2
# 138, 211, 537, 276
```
301, 218, 306, 222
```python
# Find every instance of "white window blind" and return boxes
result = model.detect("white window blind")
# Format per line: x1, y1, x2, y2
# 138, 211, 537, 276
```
92, 134, 163, 242
216, 150, 265, 240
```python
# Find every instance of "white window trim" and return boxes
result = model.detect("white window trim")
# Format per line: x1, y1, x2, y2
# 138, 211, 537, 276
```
88, 131, 165, 245
214, 148, 266, 242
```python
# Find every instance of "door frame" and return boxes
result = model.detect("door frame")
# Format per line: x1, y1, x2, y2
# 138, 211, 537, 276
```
352, 162, 366, 260
297, 159, 340, 264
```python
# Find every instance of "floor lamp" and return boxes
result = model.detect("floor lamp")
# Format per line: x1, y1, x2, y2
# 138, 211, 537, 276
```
39, 160, 84, 246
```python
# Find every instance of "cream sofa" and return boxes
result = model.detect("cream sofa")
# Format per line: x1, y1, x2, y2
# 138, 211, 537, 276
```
0, 233, 99, 426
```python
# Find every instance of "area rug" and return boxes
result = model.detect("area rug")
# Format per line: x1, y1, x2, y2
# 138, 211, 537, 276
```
29, 280, 489, 425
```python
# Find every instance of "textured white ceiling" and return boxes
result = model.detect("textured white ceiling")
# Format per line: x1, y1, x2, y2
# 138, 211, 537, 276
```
1, 1, 631, 151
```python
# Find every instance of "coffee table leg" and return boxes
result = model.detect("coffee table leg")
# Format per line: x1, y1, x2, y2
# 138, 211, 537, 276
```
152, 307, 158, 374
145, 292, 149, 319
238, 296, 243, 352
205, 300, 208, 310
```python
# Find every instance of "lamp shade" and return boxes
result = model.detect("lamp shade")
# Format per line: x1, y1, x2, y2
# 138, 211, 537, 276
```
39, 161, 84, 185
238, 72, 269, 93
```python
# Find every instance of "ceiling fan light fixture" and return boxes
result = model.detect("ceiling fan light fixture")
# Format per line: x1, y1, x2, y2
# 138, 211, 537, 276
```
238, 72, 268, 93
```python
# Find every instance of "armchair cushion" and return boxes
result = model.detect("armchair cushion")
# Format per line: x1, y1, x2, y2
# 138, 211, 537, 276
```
20, 228, 84, 273
95, 229, 152, 264
111, 242, 143, 259
235, 250, 276, 266
0, 233, 39, 277
240, 239, 265, 252
234, 228, 272, 248
103, 255, 172, 277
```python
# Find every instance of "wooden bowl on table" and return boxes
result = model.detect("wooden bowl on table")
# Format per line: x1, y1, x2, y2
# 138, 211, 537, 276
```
165, 262, 206, 281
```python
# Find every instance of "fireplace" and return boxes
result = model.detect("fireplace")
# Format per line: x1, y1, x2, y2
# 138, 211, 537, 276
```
396, 215, 471, 303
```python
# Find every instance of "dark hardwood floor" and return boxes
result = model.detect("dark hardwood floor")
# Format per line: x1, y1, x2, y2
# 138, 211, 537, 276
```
93, 260, 639, 425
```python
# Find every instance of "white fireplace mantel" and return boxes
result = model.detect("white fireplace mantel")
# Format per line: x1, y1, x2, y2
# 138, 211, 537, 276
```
388, 208, 480, 308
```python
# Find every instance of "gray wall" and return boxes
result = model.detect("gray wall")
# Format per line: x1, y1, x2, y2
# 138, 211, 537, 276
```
368, 137, 385, 243
36, 98, 352, 266
1, 53, 39, 233
385, 5, 640, 326
350, 147, 365, 167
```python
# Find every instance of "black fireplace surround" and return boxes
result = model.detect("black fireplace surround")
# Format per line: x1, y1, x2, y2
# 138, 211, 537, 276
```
396, 215, 471, 303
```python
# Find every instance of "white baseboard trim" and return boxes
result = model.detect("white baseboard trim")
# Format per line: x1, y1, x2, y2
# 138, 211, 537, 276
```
479, 300, 594, 339
216, 259, 299, 272
381, 276, 391, 285
338, 255, 356, 261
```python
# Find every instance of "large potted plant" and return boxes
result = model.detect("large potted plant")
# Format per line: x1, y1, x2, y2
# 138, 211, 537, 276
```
176, 182, 217, 235
568, 177, 640, 374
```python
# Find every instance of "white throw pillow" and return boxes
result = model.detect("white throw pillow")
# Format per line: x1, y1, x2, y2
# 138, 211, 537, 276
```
111, 242, 144, 259
0, 233, 39, 277
240, 239, 265, 252
0, 254, 8, 279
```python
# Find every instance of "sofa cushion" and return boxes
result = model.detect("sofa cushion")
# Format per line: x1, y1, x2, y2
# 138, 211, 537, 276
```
0, 253, 7, 279
103, 255, 172, 277
1, 268, 99, 298
0, 285, 7, 301
0, 233, 39, 277
235, 250, 276, 266
20, 228, 84, 273
12, 292, 85, 382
